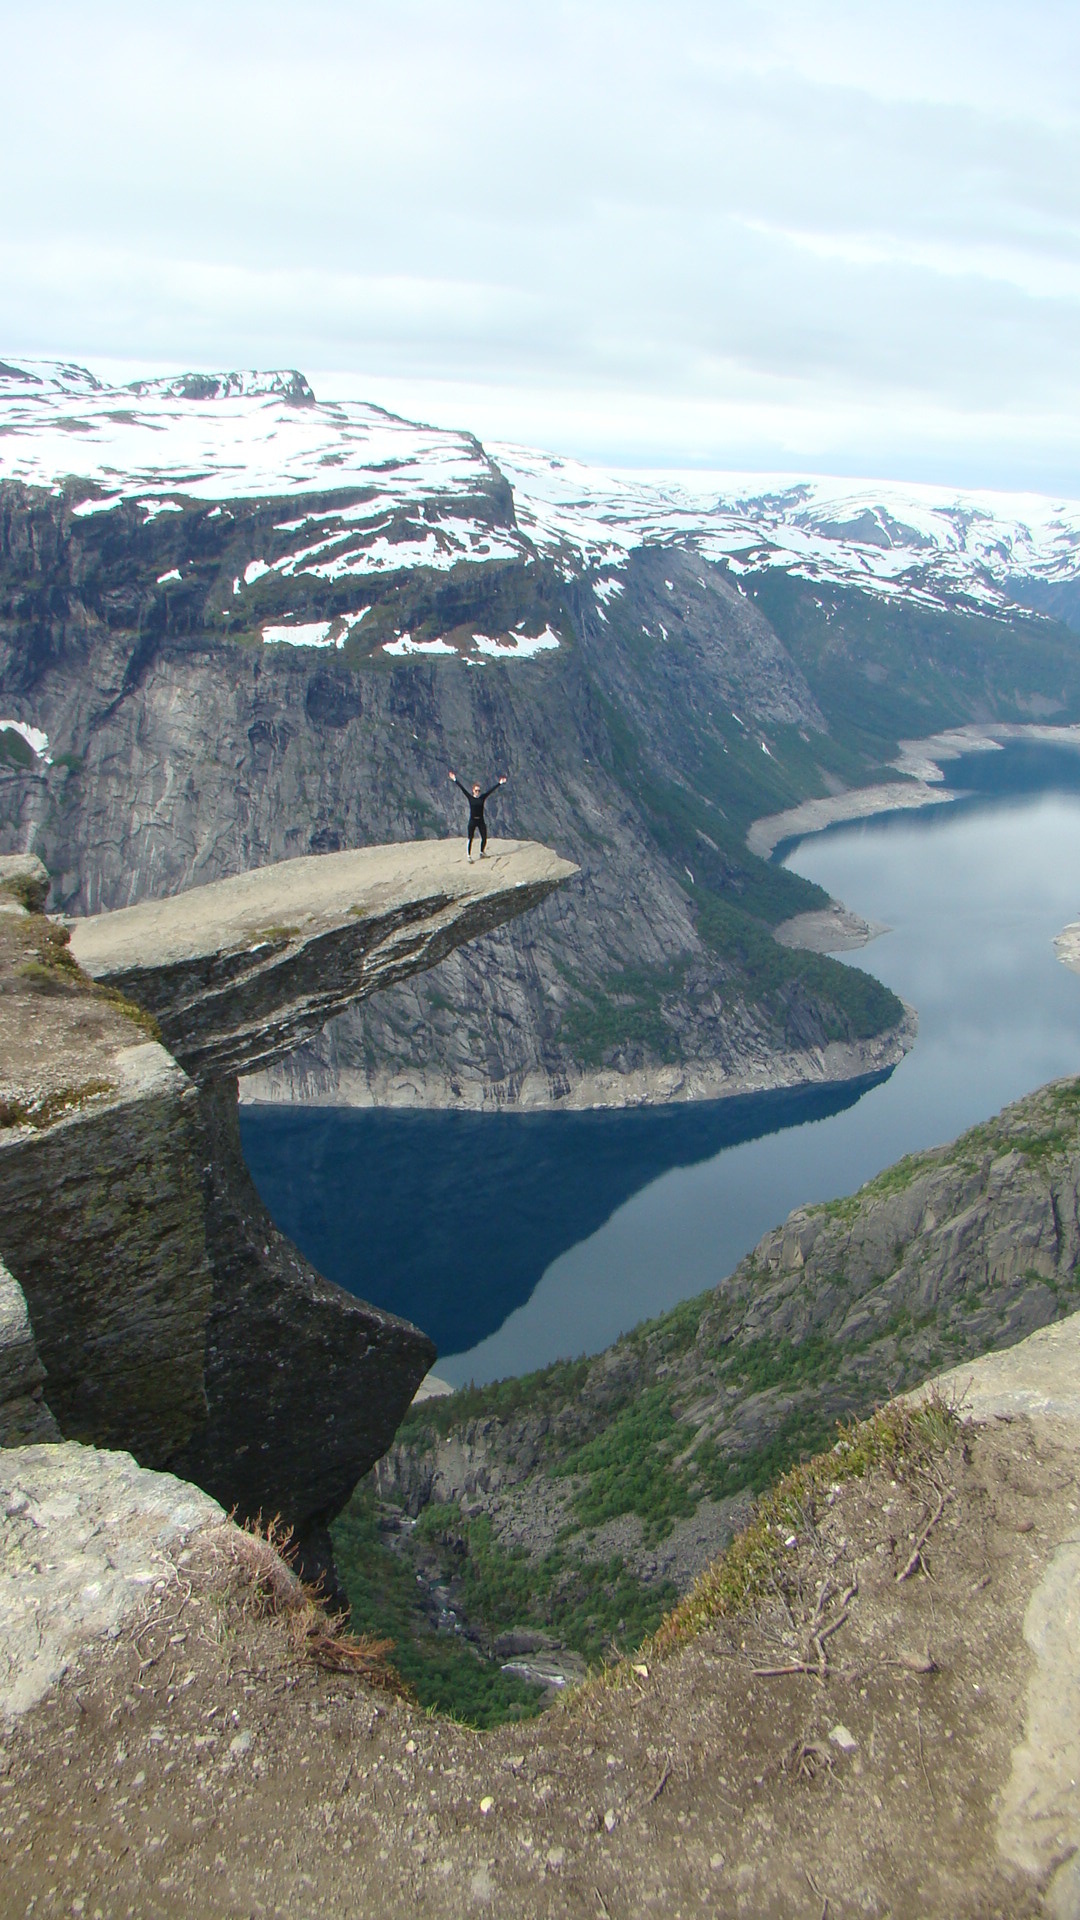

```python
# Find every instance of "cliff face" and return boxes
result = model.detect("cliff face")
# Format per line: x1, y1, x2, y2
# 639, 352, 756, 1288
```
0, 840, 572, 1582
0, 487, 953, 1110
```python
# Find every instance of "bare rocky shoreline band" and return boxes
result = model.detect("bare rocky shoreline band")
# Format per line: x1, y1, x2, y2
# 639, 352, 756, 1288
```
747, 718, 1080, 859
242, 1009, 918, 1114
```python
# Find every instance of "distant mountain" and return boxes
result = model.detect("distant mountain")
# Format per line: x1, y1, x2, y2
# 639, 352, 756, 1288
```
4, 358, 1080, 630
3, 358, 1080, 1109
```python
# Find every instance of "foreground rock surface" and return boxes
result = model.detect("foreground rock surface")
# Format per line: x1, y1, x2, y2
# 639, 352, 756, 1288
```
0, 1442, 223, 1721
2, 1317, 1079, 1916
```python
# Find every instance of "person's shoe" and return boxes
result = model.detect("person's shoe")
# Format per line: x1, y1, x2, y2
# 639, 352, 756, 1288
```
467, 852, 473, 862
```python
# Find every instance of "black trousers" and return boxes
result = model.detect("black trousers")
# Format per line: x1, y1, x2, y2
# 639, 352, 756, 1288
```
468, 818, 488, 854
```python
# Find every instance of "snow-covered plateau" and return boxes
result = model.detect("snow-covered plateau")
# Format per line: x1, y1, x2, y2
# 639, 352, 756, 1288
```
3, 355, 1080, 643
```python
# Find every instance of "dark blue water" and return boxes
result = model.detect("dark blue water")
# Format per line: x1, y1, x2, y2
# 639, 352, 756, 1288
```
241, 744, 1080, 1385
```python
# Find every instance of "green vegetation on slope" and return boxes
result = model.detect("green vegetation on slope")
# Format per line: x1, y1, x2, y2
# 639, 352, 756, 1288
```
554, 679, 907, 1073
748, 574, 1080, 753
332, 1484, 676, 1727
330, 1487, 546, 1729
373, 1076, 1080, 1708
692, 890, 904, 1041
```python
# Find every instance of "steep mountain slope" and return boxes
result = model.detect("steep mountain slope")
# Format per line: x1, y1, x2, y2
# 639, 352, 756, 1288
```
347, 1075, 1080, 1715
3, 359, 1080, 1105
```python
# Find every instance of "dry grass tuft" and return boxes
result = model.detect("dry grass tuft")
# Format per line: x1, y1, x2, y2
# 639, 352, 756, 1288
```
579, 1390, 959, 1696
204, 1516, 309, 1624
208, 1515, 410, 1695
303, 1627, 407, 1692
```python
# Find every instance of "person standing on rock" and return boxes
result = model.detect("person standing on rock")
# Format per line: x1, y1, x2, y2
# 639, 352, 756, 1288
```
449, 770, 508, 860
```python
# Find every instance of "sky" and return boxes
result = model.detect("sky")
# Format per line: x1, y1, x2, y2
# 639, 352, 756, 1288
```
3, 0, 1080, 491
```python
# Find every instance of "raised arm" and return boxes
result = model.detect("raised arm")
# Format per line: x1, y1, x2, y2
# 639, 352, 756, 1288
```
481, 776, 508, 801
449, 772, 471, 798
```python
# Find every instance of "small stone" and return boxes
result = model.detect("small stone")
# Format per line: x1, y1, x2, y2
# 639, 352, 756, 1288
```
632, 1662, 649, 1678
546, 1847, 565, 1870
479, 1795, 494, 1815
503, 1753, 525, 1773
710, 1853, 725, 1871
468, 1865, 494, 1904
829, 1724, 857, 1752
604, 1808, 617, 1833
229, 1732, 252, 1757
405, 1739, 417, 1754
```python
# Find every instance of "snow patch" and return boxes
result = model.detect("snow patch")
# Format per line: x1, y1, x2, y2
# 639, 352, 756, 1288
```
472, 628, 560, 660
71, 494, 122, 517
261, 621, 335, 649
156, 568, 181, 584
594, 575, 626, 603
382, 634, 457, 657
243, 558, 270, 585
0, 720, 50, 763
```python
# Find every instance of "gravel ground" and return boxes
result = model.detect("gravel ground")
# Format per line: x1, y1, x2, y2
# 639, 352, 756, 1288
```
2, 1407, 1075, 1919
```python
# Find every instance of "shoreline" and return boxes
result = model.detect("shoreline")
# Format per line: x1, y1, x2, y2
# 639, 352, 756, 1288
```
772, 902, 888, 953
747, 718, 1080, 860
240, 1006, 918, 1114
1054, 919, 1080, 976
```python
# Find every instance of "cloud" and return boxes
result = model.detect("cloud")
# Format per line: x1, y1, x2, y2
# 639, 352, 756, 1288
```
1, 0, 1078, 488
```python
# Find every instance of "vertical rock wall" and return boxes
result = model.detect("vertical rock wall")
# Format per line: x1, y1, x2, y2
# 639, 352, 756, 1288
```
171, 1079, 434, 1582
0, 1258, 60, 1445
0, 1045, 212, 1462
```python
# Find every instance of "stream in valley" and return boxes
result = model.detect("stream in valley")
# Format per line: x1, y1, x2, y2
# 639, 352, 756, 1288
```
241, 743, 1080, 1385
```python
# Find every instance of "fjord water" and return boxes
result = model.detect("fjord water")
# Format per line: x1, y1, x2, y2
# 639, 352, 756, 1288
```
240, 746, 1080, 1386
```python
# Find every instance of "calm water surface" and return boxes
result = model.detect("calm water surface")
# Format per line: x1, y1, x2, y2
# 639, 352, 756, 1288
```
241, 747, 1080, 1385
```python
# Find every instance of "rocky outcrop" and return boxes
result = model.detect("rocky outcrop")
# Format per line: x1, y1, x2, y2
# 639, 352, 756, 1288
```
0, 840, 573, 1583
0, 1260, 59, 1446
0, 1442, 226, 1720
0, 1042, 213, 1461
67, 837, 576, 1081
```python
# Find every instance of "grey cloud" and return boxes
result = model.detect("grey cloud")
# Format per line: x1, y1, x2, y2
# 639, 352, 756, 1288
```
1, 0, 1078, 488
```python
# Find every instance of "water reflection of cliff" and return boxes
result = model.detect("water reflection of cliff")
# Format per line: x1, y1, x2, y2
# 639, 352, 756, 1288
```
240, 1071, 891, 1358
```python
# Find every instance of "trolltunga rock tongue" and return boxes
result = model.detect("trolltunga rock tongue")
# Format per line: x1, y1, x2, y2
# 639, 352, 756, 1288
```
68, 838, 577, 1081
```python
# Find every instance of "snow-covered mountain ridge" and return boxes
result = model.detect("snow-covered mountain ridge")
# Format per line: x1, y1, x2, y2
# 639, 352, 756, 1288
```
3, 357, 1080, 629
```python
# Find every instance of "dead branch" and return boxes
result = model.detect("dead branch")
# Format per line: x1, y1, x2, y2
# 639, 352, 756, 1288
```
641, 1758, 672, 1809
897, 1484, 947, 1582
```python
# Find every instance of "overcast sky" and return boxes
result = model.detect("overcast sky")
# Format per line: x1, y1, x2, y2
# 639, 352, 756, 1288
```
4, 0, 1079, 490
